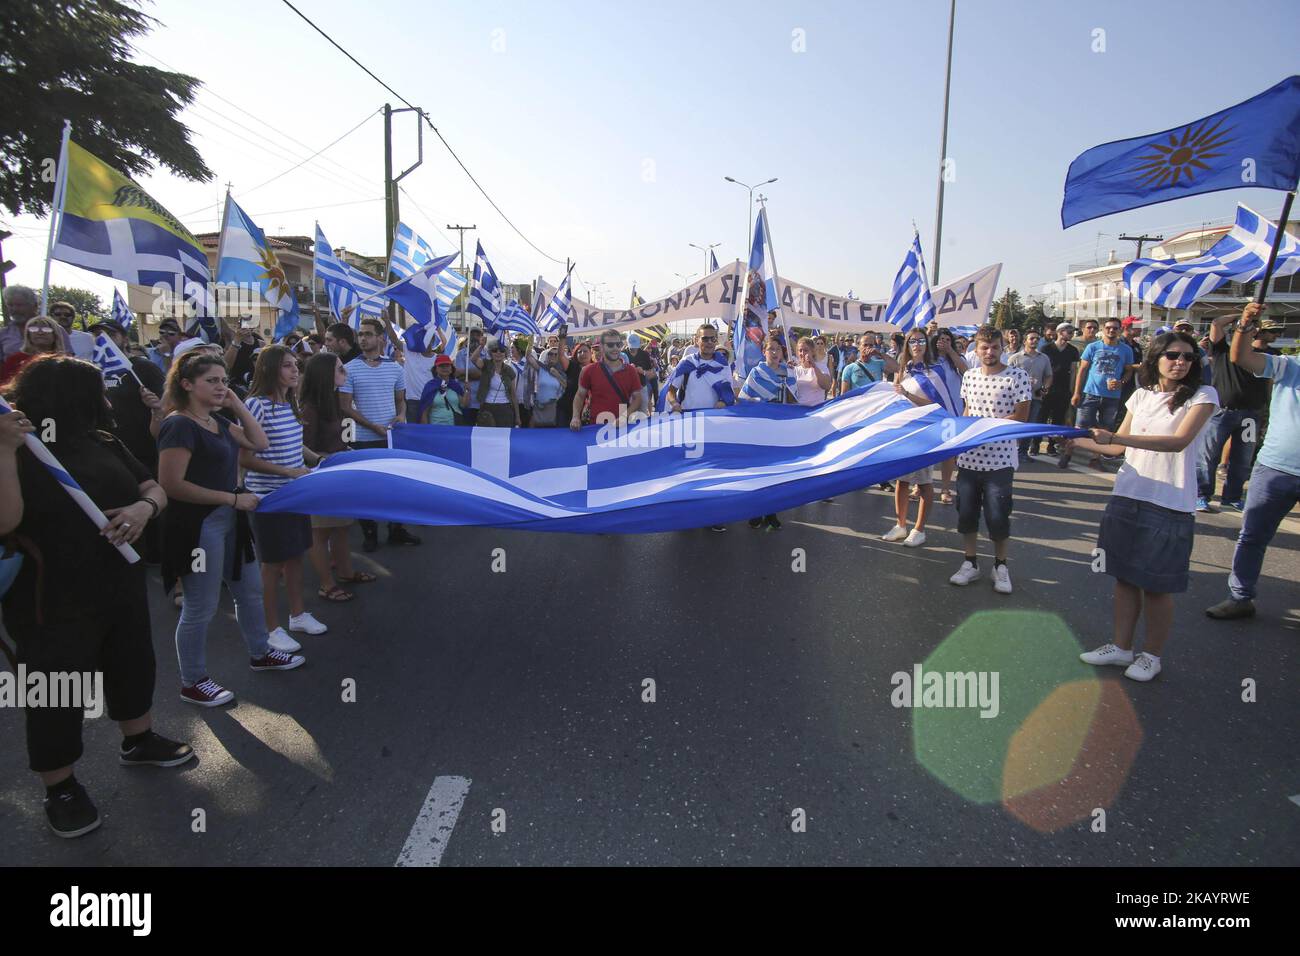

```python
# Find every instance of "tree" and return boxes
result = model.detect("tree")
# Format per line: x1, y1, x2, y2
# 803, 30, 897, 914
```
991, 289, 1026, 329
46, 285, 105, 325
0, 0, 213, 217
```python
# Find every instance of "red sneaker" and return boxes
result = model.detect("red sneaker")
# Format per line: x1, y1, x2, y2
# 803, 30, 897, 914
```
250, 649, 306, 672
181, 678, 235, 708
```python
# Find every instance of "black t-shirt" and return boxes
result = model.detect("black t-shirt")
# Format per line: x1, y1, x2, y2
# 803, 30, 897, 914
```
1120, 339, 1144, 400
228, 340, 259, 388
630, 349, 654, 382
1042, 342, 1080, 395
1209, 338, 1272, 410
157, 413, 239, 493
564, 359, 583, 401
4, 432, 150, 616
106, 357, 167, 474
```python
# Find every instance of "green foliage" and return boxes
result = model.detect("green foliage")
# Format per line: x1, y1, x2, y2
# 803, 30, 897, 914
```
0, 0, 213, 216
46, 284, 105, 325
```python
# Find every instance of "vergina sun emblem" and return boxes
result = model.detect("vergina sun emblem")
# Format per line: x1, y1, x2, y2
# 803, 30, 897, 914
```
1132, 118, 1233, 188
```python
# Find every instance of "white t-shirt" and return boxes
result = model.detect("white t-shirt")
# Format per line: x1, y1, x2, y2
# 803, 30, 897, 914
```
484, 371, 510, 404
794, 364, 827, 406
69, 328, 94, 360
1113, 385, 1218, 513
957, 366, 1034, 471
403, 350, 437, 398
678, 364, 731, 410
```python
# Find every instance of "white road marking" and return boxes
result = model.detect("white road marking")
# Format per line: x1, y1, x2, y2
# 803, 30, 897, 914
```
395, 775, 471, 867
1289, 794, 1300, 808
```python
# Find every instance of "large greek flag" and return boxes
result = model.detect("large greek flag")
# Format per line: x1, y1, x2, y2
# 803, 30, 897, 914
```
259, 385, 1079, 533
883, 231, 936, 333
1123, 204, 1300, 308
389, 221, 467, 313
466, 241, 503, 330
496, 300, 538, 337
536, 267, 573, 333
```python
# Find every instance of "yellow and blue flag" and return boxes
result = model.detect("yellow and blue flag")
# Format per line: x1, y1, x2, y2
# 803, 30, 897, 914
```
1062, 76, 1300, 228
51, 141, 212, 312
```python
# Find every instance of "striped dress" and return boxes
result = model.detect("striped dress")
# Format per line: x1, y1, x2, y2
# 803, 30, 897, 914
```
243, 397, 304, 494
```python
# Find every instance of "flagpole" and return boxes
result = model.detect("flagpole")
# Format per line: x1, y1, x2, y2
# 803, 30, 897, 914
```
759, 205, 795, 363
1254, 187, 1297, 305
931, 0, 956, 284
40, 119, 72, 315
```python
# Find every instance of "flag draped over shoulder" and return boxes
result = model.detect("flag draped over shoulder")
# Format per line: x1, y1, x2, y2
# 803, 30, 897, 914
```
51, 141, 211, 315
1062, 76, 1300, 228
1123, 203, 1300, 308
258, 385, 1080, 534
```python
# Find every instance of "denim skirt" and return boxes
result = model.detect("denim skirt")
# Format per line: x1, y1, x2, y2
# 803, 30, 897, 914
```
1097, 496, 1194, 593
250, 511, 313, 564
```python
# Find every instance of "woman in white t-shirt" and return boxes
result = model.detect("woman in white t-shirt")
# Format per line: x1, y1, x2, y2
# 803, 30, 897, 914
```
793, 336, 833, 406
1063, 332, 1218, 683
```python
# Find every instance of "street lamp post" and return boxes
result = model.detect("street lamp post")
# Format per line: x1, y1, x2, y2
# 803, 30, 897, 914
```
689, 242, 721, 276
723, 176, 777, 260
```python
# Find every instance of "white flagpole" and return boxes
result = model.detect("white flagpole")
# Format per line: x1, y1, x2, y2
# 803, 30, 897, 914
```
40, 119, 73, 315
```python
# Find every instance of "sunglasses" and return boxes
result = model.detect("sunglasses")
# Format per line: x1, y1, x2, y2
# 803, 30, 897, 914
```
699, 336, 717, 342
1160, 350, 1194, 362
49, 310, 73, 318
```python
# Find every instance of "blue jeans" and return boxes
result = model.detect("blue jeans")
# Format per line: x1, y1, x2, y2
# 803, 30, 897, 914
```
1196, 407, 1258, 502
174, 505, 270, 685
956, 467, 1014, 541
1075, 394, 1121, 432
1228, 464, 1300, 602
1018, 398, 1043, 455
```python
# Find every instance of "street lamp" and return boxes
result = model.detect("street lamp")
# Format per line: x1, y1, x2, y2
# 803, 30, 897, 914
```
673, 272, 698, 288
723, 176, 777, 260
689, 241, 721, 275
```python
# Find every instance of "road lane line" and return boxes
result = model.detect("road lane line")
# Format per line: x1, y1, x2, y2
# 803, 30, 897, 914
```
395, 775, 472, 867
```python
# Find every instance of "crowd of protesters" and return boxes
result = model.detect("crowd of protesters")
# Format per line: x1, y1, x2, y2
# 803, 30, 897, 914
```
1, 279, 1296, 839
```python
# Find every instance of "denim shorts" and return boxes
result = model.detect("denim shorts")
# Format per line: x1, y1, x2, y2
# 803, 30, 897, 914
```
956, 467, 1014, 540
1076, 394, 1122, 432
1097, 496, 1194, 593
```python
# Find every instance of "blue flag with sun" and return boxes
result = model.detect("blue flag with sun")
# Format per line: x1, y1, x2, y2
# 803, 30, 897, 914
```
1062, 76, 1300, 228
216, 193, 301, 337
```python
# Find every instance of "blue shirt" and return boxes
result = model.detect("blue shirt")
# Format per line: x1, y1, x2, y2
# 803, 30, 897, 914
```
340, 356, 405, 442
1257, 353, 1300, 477
840, 356, 885, 390
1080, 340, 1135, 399
242, 398, 303, 494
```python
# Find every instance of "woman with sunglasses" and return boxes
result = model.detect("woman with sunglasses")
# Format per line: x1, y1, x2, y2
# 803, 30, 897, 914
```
887, 331, 952, 546
0, 316, 62, 385
1064, 332, 1218, 682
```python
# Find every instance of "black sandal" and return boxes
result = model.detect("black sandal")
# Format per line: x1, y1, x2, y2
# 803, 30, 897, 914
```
317, 585, 354, 602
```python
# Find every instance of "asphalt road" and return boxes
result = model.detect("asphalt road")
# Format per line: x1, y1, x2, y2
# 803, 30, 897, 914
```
2, 458, 1297, 866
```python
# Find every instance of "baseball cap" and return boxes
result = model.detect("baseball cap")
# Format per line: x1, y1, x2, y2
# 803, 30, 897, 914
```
158, 318, 182, 334
1121, 316, 1142, 328
627, 333, 642, 348
1257, 318, 1281, 331
88, 319, 126, 336
171, 337, 209, 361
1055, 322, 1074, 332
434, 354, 453, 368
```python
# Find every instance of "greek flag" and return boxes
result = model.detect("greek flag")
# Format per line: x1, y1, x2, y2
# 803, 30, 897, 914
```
944, 324, 979, 339
258, 385, 1080, 534
496, 300, 538, 337
111, 288, 133, 330
537, 267, 573, 333
92, 332, 134, 382
386, 250, 460, 349
466, 241, 503, 330
1123, 204, 1300, 308
738, 360, 796, 403
315, 226, 358, 323
388, 221, 467, 313
883, 231, 936, 333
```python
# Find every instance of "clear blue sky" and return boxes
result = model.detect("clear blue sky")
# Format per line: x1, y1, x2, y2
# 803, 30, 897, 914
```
7, 0, 1299, 310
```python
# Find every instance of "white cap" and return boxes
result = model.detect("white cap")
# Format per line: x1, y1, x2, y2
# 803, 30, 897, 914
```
171, 337, 209, 361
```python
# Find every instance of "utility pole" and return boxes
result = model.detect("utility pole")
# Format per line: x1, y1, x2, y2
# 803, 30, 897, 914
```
932, 0, 956, 283
1118, 233, 1163, 316
447, 224, 477, 325
384, 103, 425, 326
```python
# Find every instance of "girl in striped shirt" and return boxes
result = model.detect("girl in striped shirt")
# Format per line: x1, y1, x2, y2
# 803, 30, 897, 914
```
242, 346, 326, 651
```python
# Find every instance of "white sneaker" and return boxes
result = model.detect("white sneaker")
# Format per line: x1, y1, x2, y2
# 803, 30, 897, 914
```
949, 560, 981, 586
289, 612, 327, 635
1124, 653, 1162, 682
267, 627, 302, 653
993, 564, 1012, 594
881, 524, 909, 542
1079, 643, 1134, 667
903, 529, 927, 548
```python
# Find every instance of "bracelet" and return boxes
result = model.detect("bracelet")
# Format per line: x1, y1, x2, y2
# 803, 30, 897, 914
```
137, 496, 160, 517
231, 492, 238, 507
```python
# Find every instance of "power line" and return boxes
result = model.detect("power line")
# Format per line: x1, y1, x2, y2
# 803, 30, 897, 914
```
278, 0, 567, 267
238, 110, 380, 198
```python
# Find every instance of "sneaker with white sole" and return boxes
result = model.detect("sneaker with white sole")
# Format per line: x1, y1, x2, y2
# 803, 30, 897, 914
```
289, 612, 327, 635
881, 524, 908, 542
250, 649, 306, 672
993, 564, 1012, 594
267, 627, 302, 653
180, 677, 235, 708
949, 561, 980, 586
1124, 653, 1161, 682
903, 529, 926, 548
1079, 643, 1134, 667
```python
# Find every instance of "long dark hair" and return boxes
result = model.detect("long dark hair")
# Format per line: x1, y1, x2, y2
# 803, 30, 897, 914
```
300, 352, 343, 422
247, 344, 301, 420
2, 354, 113, 441
1138, 331, 1202, 412
930, 328, 961, 372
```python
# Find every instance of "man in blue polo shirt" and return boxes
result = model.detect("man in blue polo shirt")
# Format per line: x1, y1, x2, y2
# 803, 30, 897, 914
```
1207, 304, 1299, 621
837, 332, 896, 396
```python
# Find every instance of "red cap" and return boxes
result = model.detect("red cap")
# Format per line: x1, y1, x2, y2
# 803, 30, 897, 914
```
1121, 316, 1141, 327
434, 354, 453, 367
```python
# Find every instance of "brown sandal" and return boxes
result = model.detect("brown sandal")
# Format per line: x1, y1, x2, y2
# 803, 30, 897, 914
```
336, 571, 377, 584
318, 585, 354, 602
